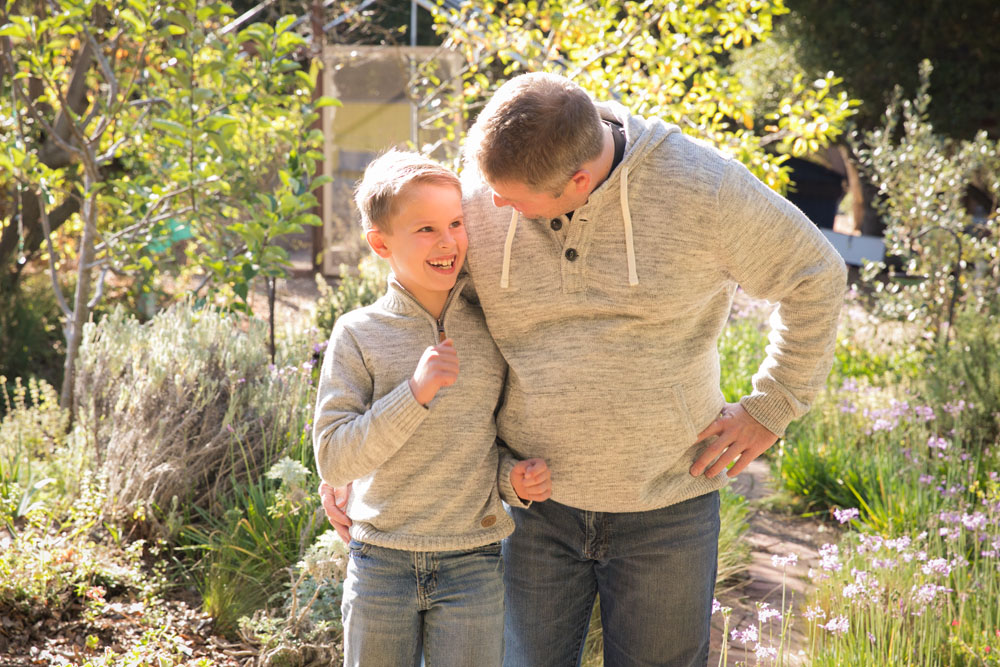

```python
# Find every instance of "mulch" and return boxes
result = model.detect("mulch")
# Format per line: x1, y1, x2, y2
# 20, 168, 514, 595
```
0, 593, 253, 667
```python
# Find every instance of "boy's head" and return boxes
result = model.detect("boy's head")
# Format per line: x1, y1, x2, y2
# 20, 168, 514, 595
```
355, 150, 466, 312
465, 72, 604, 214
354, 149, 462, 233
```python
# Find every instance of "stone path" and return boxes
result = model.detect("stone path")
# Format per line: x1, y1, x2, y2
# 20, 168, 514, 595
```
709, 459, 839, 666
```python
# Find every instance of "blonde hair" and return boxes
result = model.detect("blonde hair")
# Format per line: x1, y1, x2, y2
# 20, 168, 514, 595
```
465, 72, 604, 194
354, 149, 461, 232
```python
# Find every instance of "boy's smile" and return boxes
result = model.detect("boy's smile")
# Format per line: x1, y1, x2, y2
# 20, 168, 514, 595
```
366, 182, 467, 318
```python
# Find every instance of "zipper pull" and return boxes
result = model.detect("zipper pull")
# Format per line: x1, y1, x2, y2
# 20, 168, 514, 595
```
437, 318, 446, 342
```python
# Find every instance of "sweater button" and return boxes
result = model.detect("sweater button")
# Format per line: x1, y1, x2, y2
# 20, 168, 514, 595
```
481, 515, 497, 528
565, 248, 578, 261
550, 218, 562, 231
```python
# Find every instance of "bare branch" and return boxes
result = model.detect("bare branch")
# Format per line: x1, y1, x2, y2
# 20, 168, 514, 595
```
38, 194, 74, 319
87, 266, 110, 310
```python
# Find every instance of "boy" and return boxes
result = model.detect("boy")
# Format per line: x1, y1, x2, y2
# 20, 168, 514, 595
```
312, 149, 551, 667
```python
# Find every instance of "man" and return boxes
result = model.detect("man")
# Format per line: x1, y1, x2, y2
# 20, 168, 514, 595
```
322, 72, 847, 666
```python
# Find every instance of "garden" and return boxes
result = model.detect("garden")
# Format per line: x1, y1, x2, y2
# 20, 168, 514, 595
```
2, 0, 999, 665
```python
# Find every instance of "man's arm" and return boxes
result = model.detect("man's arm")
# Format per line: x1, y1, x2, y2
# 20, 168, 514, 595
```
691, 158, 847, 478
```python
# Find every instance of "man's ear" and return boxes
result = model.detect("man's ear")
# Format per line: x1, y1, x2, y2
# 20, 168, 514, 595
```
569, 169, 591, 195
366, 228, 392, 259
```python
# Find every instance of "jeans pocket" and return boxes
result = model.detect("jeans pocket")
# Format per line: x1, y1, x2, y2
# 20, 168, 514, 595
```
471, 541, 503, 556
348, 539, 371, 558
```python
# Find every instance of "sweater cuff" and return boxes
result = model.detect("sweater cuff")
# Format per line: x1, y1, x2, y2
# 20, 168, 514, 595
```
376, 380, 429, 443
739, 392, 792, 438
497, 454, 531, 509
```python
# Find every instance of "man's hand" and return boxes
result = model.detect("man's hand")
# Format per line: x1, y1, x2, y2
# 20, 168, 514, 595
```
409, 339, 459, 406
319, 480, 352, 542
689, 402, 779, 478
511, 458, 552, 502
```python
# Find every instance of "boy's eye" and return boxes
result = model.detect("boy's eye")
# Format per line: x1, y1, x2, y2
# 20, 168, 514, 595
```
450, 219, 463, 228
417, 226, 433, 233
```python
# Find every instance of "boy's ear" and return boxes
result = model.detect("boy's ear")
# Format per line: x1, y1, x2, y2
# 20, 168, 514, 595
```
366, 228, 392, 259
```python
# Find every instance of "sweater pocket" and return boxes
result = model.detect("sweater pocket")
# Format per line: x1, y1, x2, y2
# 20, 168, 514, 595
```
500, 382, 699, 462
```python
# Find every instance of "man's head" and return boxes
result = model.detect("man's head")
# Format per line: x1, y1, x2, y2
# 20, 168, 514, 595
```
354, 150, 466, 309
465, 72, 605, 219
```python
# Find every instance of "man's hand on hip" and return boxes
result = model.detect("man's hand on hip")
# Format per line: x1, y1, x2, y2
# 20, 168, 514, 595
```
689, 402, 779, 478
319, 480, 352, 542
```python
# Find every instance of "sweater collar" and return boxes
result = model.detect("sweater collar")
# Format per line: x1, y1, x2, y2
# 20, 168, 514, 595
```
383, 273, 469, 319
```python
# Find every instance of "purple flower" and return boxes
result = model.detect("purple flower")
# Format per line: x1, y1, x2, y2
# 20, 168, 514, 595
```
757, 602, 782, 623
834, 507, 860, 524
922, 558, 952, 576
962, 512, 987, 531
820, 615, 849, 635
731, 624, 758, 645
820, 543, 843, 572
919, 474, 935, 485
927, 435, 950, 450
914, 405, 935, 421
804, 605, 826, 621
771, 553, 799, 568
754, 644, 778, 661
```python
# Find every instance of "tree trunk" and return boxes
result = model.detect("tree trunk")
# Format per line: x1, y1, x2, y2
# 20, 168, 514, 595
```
60, 172, 97, 414
839, 144, 884, 237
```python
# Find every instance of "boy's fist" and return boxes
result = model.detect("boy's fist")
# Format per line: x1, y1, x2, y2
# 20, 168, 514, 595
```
511, 458, 552, 502
409, 339, 459, 406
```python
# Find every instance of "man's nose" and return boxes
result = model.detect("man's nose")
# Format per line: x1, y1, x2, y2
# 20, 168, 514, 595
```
491, 192, 510, 208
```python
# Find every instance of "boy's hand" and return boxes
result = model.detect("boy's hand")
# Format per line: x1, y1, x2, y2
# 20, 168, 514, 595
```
409, 338, 459, 405
511, 458, 552, 502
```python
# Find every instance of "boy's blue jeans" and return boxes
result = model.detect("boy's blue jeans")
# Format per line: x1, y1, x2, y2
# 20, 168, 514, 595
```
341, 540, 505, 666
502, 491, 720, 667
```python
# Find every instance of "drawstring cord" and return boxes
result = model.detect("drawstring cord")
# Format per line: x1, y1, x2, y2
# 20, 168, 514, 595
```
500, 208, 519, 289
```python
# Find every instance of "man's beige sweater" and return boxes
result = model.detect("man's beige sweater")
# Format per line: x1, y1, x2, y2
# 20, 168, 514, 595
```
462, 102, 848, 513
313, 276, 526, 551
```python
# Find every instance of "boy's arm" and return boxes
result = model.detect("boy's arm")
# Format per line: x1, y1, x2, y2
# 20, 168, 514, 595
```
312, 321, 428, 488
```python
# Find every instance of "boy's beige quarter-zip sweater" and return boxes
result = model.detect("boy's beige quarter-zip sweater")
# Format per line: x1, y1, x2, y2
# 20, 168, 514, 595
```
462, 101, 848, 513
313, 275, 527, 552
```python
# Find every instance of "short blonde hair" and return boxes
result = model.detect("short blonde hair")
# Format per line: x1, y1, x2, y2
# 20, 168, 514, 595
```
465, 72, 604, 194
354, 149, 461, 232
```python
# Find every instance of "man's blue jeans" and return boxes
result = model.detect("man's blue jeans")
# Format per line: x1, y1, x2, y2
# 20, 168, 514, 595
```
341, 540, 505, 666
503, 491, 720, 667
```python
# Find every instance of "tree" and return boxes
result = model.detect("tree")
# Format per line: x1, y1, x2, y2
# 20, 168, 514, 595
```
781, 0, 1000, 141
0, 0, 331, 414
419, 0, 858, 194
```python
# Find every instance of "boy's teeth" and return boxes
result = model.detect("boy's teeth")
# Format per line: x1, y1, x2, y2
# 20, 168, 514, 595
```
429, 259, 454, 267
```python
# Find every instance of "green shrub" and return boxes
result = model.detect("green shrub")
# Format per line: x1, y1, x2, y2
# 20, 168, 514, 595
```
0, 376, 71, 530
0, 273, 65, 396
74, 300, 315, 531
856, 60, 999, 345
923, 304, 1000, 446
313, 255, 389, 335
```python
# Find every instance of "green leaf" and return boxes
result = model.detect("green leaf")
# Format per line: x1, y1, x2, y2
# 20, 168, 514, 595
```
151, 119, 188, 137
165, 11, 192, 32
0, 22, 27, 38
233, 281, 248, 300
275, 15, 297, 35
313, 96, 341, 109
